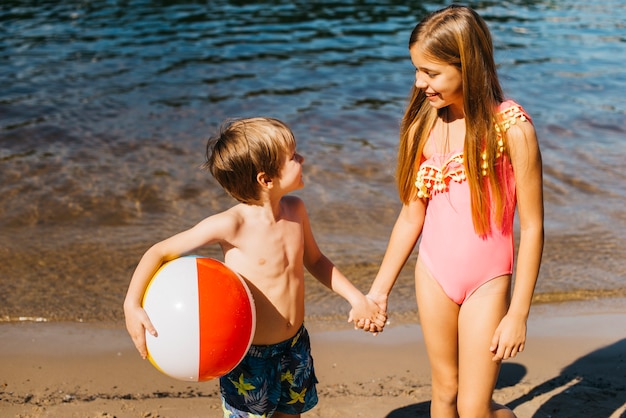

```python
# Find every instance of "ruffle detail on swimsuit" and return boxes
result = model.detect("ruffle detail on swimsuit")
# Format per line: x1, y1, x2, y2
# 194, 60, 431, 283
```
415, 152, 465, 199
481, 105, 528, 175
496, 105, 527, 132
415, 104, 528, 199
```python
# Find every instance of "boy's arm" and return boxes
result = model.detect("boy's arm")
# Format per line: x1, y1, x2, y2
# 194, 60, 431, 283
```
306, 252, 384, 329
123, 212, 234, 358
296, 198, 385, 331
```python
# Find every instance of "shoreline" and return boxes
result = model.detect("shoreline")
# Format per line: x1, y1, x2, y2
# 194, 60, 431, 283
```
1, 299, 625, 417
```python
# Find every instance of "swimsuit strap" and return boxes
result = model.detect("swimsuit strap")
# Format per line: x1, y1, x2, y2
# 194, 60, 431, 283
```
492, 102, 531, 158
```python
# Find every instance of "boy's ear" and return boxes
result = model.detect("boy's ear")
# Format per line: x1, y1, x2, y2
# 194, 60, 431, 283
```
256, 172, 273, 188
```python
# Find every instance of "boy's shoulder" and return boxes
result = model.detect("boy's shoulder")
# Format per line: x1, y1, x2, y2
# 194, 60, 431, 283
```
278, 195, 308, 222
221, 199, 305, 220
227, 203, 261, 219
205, 204, 248, 227
281, 194, 304, 205
281, 195, 306, 212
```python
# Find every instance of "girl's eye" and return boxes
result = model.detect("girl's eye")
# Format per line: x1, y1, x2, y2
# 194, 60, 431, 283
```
416, 68, 436, 78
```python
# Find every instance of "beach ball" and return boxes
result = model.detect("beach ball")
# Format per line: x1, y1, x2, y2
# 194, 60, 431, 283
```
142, 256, 256, 382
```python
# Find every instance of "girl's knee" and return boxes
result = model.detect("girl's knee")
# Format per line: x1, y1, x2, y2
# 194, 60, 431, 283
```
432, 378, 458, 407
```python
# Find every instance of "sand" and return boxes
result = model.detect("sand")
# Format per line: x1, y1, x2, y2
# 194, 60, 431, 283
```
1, 299, 625, 418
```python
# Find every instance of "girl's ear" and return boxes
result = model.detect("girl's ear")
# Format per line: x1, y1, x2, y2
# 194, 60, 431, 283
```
256, 172, 273, 189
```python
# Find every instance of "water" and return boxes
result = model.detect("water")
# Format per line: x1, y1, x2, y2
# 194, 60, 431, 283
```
1, 0, 625, 323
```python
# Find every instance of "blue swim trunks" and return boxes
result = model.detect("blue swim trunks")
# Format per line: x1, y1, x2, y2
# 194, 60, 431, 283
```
220, 325, 318, 417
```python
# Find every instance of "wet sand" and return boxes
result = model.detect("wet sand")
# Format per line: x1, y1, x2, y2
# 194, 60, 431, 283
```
1, 299, 625, 417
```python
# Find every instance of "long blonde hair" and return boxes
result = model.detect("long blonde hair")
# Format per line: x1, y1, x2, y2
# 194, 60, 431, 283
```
397, 4, 509, 235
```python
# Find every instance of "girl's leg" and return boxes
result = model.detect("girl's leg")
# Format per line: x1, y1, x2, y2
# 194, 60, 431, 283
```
457, 275, 516, 418
415, 259, 461, 418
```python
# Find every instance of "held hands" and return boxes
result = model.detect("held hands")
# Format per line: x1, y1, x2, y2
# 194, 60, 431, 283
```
489, 313, 528, 361
349, 293, 388, 335
124, 304, 157, 359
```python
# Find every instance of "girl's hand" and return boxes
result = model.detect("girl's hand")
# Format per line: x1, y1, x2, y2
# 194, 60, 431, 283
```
349, 295, 387, 335
366, 292, 388, 317
124, 305, 157, 359
489, 313, 527, 361
353, 293, 388, 334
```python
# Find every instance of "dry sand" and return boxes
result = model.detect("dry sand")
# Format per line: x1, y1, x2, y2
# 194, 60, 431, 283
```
1, 299, 625, 418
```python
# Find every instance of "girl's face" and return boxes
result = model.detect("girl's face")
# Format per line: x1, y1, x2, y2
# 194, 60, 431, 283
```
410, 46, 464, 115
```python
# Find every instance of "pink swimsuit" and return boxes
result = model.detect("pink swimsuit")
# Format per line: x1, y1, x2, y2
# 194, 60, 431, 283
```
416, 101, 531, 304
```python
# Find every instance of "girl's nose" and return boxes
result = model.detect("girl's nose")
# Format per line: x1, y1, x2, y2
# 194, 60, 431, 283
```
415, 73, 427, 89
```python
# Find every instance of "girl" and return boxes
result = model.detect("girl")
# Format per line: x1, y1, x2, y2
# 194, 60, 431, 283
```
361, 5, 544, 417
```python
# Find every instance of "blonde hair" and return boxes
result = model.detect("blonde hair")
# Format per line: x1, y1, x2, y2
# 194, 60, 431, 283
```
398, 4, 510, 235
204, 117, 296, 204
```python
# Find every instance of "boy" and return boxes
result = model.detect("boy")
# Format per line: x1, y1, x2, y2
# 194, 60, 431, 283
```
124, 117, 386, 417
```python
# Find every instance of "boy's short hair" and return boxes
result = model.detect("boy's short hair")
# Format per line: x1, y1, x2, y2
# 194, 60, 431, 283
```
204, 117, 296, 204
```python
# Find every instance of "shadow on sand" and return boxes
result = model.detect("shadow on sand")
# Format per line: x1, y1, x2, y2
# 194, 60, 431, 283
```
385, 363, 525, 417
386, 339, 626, 417
507, 338, 626, 417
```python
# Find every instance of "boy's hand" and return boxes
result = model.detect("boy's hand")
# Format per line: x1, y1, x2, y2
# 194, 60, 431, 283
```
349, 294, 387, 335
124, 305, 157, 359
355, 293, 388, 334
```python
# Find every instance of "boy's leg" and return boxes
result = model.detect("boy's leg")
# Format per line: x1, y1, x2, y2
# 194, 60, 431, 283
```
415, 260, 461, 418
275, 326, 318, 416
221, 326, 317, 417
219, 351, 279, 417
458, 275, 516, 418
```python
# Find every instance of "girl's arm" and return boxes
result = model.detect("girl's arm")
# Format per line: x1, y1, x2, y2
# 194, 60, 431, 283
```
490, 119, 544, 360
367, 198, 426, 318
296, 198, 386, 332
123, 212, 233, 358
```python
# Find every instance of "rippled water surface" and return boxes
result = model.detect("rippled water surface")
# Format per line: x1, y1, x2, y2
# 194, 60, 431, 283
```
1, 0, 625, 322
